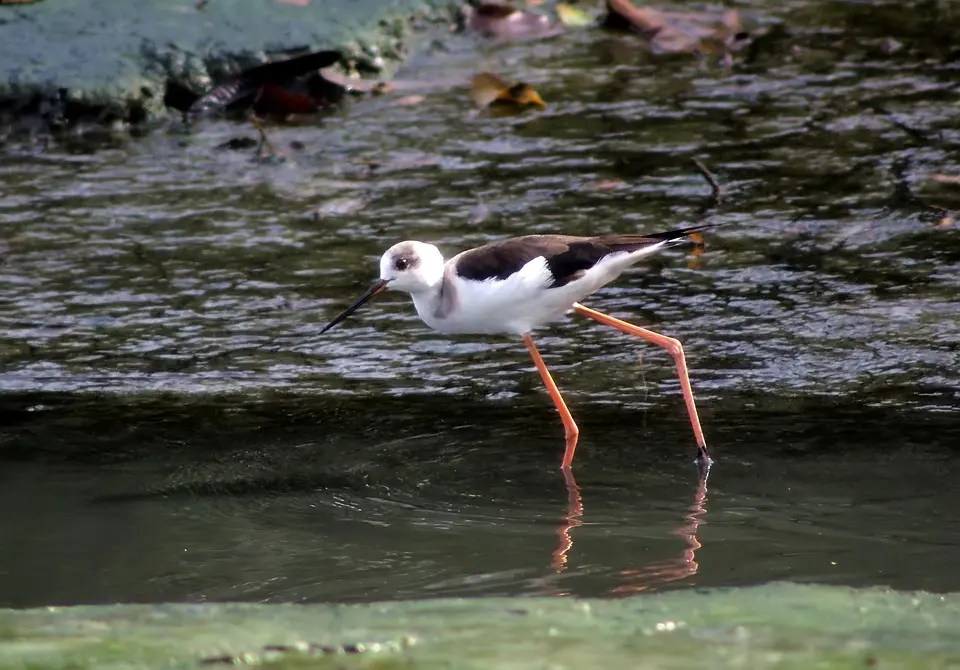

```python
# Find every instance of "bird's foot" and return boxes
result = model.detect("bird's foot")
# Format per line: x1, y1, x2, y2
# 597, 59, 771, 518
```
695, 446, 712, 474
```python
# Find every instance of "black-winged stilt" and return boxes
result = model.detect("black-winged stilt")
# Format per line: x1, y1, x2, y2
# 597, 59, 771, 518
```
321, 224, 714, 470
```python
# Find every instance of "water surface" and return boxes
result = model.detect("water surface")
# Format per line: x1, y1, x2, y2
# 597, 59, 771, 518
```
1, 0, 959, 608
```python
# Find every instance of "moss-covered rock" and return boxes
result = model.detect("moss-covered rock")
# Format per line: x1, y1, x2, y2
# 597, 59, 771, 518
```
0, 0, 456, 128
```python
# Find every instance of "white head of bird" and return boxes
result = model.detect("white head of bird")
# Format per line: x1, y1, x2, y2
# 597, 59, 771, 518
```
378, 241, 445, 294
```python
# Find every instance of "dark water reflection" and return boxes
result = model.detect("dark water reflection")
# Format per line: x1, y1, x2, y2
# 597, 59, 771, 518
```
1, 0, 960, 607
0, 393, 957, 608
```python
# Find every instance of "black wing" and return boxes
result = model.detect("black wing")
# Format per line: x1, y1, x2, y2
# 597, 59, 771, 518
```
455, 223, 712, 288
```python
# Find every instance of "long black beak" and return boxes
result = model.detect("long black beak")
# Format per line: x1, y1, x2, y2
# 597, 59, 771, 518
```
320, 279, 391, 333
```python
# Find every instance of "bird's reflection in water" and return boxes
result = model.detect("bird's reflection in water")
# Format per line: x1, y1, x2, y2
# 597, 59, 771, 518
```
548, 465, 710, 594
551, 467, 585, 574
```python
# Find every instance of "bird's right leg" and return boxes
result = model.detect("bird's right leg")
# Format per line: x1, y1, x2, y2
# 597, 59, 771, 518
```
522, 333, 580, 470
572, 302, 710, 467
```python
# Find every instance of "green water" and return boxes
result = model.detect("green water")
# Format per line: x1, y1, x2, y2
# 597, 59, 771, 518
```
1, 0, 959, 611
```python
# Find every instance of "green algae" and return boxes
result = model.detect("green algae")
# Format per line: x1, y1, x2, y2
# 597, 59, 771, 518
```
0, 0, 456, 126
1, 584, 958, 669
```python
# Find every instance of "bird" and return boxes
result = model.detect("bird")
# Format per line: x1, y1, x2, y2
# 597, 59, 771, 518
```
320, 224, 714, 471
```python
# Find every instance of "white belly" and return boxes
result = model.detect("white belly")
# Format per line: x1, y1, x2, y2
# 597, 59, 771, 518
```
410, 256, 622, 336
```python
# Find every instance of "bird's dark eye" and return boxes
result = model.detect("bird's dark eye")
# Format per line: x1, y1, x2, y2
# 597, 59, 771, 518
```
395, 257, 410, 271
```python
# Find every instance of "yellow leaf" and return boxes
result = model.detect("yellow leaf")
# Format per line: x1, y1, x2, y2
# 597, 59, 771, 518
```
557, 3, 594, 28
470, 72, 545, 110
470, 72, 511, 107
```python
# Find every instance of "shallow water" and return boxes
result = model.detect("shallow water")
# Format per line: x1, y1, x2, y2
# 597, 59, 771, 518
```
1, 1, 959, 608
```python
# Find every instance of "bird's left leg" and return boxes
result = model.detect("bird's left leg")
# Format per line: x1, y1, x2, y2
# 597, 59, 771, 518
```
572, 302, 710, 466
522, 333, 580, 469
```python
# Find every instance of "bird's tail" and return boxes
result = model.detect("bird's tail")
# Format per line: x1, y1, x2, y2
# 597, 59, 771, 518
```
593, 221, 722, 255
641, 221, 721, 244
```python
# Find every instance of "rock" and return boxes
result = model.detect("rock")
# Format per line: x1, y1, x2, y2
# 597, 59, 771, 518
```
0, 0, 456, 129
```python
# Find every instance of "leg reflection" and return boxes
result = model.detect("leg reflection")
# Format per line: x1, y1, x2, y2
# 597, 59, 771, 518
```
551, 467, 584, 574
609, 467, 710, 594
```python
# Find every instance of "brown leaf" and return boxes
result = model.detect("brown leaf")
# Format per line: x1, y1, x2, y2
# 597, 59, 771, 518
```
470, 73, 545, 109
590, 179, 627, 190
935, 217, 955, 229
604, 0, 750, 56
470, 72, 511, 107
395, 95, 425, 106
464, 1, 564, 41
603, 0, 665, 36
500, 83, 545, 108
929, 173, 960, 185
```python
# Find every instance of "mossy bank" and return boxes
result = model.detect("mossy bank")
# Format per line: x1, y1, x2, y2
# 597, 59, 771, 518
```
0, 0, 456, 128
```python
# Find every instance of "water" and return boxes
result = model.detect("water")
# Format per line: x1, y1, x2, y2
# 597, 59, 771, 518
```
1, 1, 959, 608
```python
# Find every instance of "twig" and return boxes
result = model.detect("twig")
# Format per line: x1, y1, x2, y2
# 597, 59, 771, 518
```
887, 157, 950, 217
692, 157, 723, 203
869, 103, 938, 144
250, 115, 278, 159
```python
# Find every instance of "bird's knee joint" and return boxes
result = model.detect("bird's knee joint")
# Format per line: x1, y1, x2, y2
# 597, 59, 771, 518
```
665, 337, 684, 358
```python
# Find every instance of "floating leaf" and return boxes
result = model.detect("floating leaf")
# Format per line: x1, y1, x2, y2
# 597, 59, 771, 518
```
603, 0, 750, 56
557, 3, 594, 28
464, 1, 564, 41
590, 179, 627, 190
313, 198, 368, 219
395, 95, 425, 106
470, 72, 511, 107
935, 217, 955, 229
603, 0, 665, 36
929, 174, 960, 185
470, 73, 545, 110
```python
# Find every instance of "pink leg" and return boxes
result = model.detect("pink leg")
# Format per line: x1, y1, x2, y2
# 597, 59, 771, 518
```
572, 302, 710, 464
523, 333, 580, 469
551, 467, 584, 574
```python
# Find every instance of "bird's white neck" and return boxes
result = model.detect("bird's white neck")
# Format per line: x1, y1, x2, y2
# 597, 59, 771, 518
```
408, 271, 452, 330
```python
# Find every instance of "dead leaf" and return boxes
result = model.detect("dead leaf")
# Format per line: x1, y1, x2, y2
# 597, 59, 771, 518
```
463, 1, 564, 41
470, 72, 545, 109
929, 174, 960, 185
313, 198, 367, 219
395, 95, 425, 106
687, 235, 706, 269
935, 217, 955, 229
603, 0, 665, 35
589, 179, 627, 190
470, 72, 511, 107
557, 3, 594, 28
603, 0, 750, 56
